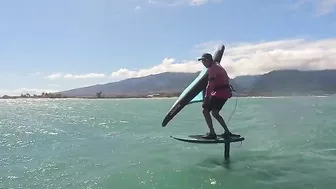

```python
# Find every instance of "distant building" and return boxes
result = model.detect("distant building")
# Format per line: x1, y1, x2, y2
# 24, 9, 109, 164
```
147, 93, 160, 98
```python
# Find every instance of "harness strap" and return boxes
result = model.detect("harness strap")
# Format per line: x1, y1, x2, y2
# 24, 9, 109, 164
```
214, 84, 236, 92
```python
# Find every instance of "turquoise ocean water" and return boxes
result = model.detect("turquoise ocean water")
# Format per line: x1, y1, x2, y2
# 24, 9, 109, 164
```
1, 96, 336, 189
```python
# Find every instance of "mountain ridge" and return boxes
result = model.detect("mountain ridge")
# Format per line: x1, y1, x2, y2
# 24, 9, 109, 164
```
54, 69, 336, 98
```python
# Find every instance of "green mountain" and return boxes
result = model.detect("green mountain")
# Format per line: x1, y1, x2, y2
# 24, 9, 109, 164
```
246, 69, 336, 96
59, 72, 199, 97
232, 75, 261, 91
56, 69, 336, 98
58, 72, 242, 97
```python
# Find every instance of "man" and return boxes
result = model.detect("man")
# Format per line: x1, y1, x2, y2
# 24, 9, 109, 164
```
197, 52, 240, 139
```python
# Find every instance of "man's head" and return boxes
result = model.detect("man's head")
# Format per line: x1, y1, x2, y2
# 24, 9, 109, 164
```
198, 53, 213, 68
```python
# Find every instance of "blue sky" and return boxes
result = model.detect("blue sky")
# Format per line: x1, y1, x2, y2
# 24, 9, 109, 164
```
1, 0, 335, 95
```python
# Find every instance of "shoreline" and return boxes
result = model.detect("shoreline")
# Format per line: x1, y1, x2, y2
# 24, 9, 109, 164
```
0, 96, 180, 100
0, 95, 334, 100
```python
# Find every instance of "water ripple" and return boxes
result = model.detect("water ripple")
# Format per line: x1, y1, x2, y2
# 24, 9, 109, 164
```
0, 97, 336, 189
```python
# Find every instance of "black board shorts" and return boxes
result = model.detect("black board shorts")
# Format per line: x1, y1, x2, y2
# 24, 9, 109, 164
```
205, 96, 228, 111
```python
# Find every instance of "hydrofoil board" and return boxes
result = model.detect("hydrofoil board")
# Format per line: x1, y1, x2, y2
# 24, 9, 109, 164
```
170, 134, 244, 144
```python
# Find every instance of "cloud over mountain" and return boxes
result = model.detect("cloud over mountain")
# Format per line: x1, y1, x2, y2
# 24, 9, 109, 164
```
43, 37, 336, 82
105, 38, 336, 79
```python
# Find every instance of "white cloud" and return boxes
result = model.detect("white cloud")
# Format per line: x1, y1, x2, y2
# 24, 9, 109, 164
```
293, 0, 336, 15
44, 73, 106, 80
41, 37, 336, 83
44, 73, 62, 80
63, 73, 106, 79
108, 37, 336, 79
192, 40, 225, 54
0, 88, 59, 96
189, 0, 222, 5
315, 0, 336, 15
109, 58, 203, 80
189, 0, 209, 5
134, 5, 141, 11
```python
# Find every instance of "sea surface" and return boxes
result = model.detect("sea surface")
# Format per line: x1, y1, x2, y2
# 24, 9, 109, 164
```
0, 96, 336, 189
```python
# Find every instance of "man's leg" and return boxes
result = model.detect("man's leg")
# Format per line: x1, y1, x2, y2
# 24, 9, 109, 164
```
211, 109, 230, 133
210, 97, 239, 137
202, 99, 217, 139
202, 108, 216, 134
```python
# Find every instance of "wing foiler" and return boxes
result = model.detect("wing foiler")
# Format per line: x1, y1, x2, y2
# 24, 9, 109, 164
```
161, 44, 225, 127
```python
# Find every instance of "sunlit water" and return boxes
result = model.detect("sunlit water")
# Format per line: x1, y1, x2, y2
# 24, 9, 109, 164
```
1, 96, 336, 189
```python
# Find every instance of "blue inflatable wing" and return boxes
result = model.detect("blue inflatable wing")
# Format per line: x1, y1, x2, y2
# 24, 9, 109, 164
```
161, 44, 225, 127
177, 68, 207, 105
190, 89, 205, 104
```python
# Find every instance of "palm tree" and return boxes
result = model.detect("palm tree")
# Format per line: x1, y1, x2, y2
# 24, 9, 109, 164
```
96, 91, 103, 98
